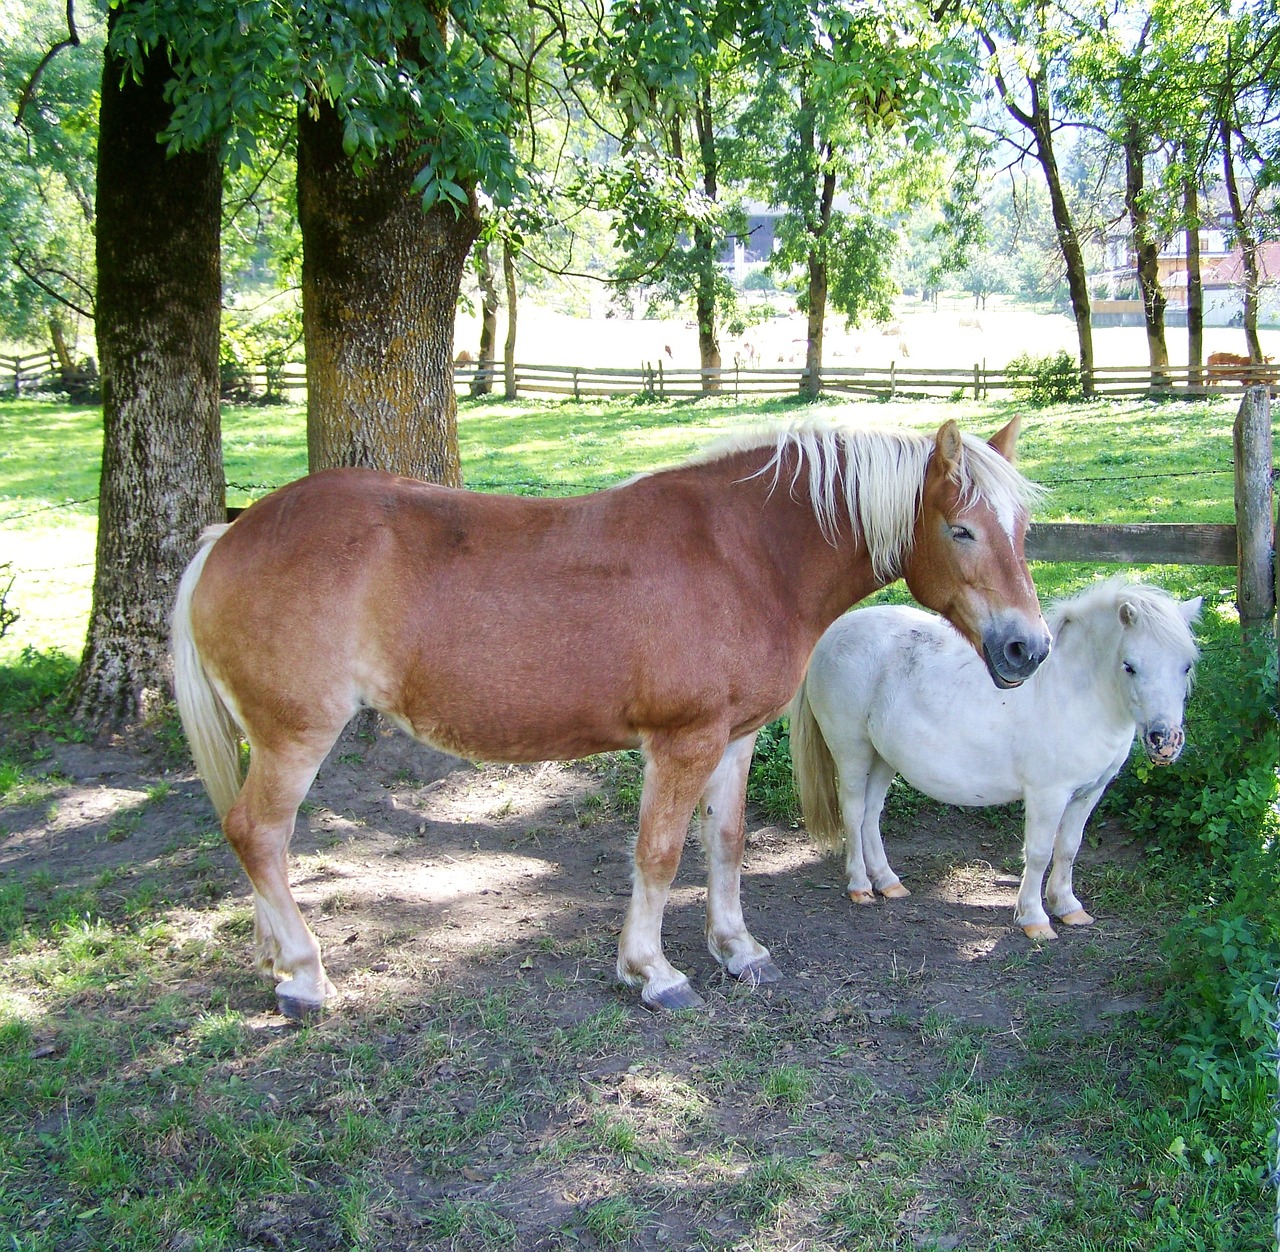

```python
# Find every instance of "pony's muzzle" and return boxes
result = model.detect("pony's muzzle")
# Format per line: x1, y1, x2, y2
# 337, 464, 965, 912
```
981, 618, 1052, 690
1143, 723, 1185, 765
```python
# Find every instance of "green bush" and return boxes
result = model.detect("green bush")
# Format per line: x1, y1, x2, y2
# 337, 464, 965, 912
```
1110, 632, 1279, 1114
1005, 349, 1083, 406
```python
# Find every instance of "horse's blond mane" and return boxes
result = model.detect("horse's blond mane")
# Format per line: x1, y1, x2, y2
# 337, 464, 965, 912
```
1049, 576, 1200, 656
694, 418, 1041, 581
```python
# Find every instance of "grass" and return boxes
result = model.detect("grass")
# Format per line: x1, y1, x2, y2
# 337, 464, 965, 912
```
0, 389, 1274, 1248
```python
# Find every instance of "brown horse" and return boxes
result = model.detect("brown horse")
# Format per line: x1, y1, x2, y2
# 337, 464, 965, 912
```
172, 417, 1050, 1016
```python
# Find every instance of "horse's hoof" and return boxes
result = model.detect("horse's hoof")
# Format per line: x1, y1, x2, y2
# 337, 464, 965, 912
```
1022, 923, 1057, 941
848, 889, 875, 905
277, 993, 326, 1021
735, 956, 783, 987
643, 981, 705, 1012
1058, 909, 1095, 927
879, 882, 911, 899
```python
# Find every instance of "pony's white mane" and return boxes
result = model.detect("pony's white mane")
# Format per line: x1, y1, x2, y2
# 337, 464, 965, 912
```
1049, 576, 1199, 656
695, 418, 1042, 581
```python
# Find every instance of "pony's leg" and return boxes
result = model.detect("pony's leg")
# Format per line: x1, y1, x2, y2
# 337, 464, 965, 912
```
222, 741, 335, 1018
861, 754, 909, 898
699, 734, 781, 987
1016, 791, 1071, 940
1045, 787, 1107, 926
618, 727, 726, 1011
836, 742, 878, 903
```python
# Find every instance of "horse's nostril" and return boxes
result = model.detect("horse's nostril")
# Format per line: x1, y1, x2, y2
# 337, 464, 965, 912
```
1005, 639, 1027, 665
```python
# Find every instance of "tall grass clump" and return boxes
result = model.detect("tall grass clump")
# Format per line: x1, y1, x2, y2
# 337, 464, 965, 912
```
1109, 617, 1279, 1120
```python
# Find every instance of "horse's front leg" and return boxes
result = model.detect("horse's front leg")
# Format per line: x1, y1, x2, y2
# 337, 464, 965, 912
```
618, 727, 727, 1010
699, 733, 781, 987
859, 753, 909, 899
1045, 783, 1110, 927
1016, 790, 1073, 940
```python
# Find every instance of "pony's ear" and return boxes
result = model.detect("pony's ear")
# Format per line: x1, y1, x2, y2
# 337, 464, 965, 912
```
1181, 596, 1204, 624
934, 420, 964, 480
1119, 601, 1138, 627
987, 415, 1022, 462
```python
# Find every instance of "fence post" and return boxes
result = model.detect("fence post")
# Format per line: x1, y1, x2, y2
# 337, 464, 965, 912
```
972, 363, 980, 401
1233, 386, 1276, 647
889, 361, 896, 400
573, 367, 580, 401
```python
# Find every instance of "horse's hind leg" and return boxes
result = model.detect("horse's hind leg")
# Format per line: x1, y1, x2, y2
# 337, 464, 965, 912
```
699, 734, 780, 988
222, 740, 336, 1018
861, 754, 909, 899
618, 727, 727, 1011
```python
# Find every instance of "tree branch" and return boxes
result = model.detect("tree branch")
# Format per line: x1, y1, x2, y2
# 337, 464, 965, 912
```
15, 0, 81, 127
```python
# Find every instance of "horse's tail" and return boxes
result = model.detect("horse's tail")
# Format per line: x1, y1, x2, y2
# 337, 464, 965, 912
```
171, 525, 243, 820
789, 671, 844, 854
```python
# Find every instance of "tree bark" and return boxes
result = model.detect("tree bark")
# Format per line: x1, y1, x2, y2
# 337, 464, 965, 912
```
693, 85, 722, 393
1184, 172, 1204, 386
472, 242, 498, 397
298, 98, 479, 484
71, 26, 224, 728
502, 239, 517, 400
1123, 124, 1169, 389
1221, 119, 1263, 362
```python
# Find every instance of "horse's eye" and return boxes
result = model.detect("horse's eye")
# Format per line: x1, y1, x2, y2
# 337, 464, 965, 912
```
1123, 661, 1136, 675
949, 525, 975, 543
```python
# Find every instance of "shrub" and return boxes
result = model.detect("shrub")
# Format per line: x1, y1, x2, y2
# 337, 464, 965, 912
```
1005, 349, 1082, 406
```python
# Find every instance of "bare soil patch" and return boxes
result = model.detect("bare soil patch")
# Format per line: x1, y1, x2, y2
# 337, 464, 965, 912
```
1, 716, 1161, 1248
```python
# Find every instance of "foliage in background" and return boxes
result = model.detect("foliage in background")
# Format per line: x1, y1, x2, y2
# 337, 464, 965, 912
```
1005, 349, 1084, 406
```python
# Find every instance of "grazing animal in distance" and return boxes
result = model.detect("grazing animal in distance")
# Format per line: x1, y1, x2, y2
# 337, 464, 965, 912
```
172, 417, 1049, 1016
1206, 350, 1275, 384
455, 349, 475, 366
791, 578, 1200, 939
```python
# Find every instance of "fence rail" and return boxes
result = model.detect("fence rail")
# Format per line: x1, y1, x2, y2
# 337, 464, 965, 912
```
4, 348, 1274, 402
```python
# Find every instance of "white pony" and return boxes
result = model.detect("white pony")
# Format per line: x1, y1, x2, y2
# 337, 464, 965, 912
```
791, 579, 1201, 938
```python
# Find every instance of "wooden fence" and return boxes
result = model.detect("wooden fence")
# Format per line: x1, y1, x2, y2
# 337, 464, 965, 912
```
4, 348, 1275, 402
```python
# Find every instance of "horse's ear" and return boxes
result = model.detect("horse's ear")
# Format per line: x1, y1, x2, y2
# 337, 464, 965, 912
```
1181, 596, 1203, 624
934, 420, 964, 479
1119, 601, 1138, 627
987, 415, 1022, 462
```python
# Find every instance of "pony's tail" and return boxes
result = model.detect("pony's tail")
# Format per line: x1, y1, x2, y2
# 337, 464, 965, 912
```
172, 525, 243, 820
789, 672, 844, 854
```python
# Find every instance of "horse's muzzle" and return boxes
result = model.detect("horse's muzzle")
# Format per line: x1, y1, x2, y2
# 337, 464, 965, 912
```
981, 619, 1052, 690
1142, 723, 1185, 765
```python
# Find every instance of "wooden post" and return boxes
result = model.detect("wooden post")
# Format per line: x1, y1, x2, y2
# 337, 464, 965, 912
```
973, 363, 980, 400
1233, 386, 1275, 642
889, 360, 896, 399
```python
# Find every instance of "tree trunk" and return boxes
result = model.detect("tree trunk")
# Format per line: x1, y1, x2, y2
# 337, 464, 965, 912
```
694, 86, 722, 393
1184, 173, 1204, 387
802, 169, 837, 401
1123, 125, 1169, 389
1031, 108, 1095, 395
502, 239, 517, 400
49, 317, 74, 378
70, 27, 224, 729
298, 98, 479, 485
1221, 119, 1263, 362
472, 242, 498, 397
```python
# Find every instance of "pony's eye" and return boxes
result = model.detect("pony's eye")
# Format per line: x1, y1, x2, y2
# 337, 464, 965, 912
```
1123, 661, 1136, 675
949, 525, 975, 543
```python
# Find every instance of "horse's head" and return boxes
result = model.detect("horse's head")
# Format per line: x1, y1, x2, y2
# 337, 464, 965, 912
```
1114, 590, 1202, 765
903, 417, 1051, 689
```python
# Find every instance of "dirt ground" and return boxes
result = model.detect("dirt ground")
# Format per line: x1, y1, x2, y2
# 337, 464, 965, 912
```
1, 715, 1162, 1248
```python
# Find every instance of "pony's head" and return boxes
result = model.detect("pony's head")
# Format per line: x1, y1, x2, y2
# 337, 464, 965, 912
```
900, 417, 1051, 689
1054, 578, 1201, 765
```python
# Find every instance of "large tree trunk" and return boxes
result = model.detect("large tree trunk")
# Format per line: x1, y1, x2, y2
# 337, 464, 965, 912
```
298, 99, 479, 484
1123, 125, 1169, 390
471, 242, 498, 397
1184, 173, 1204, 387
71, 27, 223, 728
802, 168, 837, 401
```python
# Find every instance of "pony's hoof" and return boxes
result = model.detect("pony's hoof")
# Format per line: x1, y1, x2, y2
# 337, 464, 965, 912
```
276, 993, 326, 1021
1022, 923, 1057, 941
643, 981, 705, 1012
1058, 909, 1095, 927
879, 882, 911, 899
848, 889, 875, 905
735, 957, 783, 987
